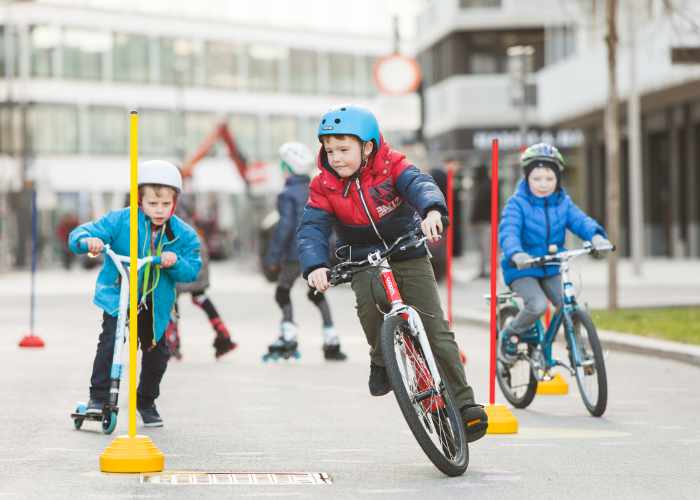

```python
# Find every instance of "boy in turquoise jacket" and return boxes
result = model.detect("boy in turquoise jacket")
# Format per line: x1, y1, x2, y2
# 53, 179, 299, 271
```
69, 160, 201, 427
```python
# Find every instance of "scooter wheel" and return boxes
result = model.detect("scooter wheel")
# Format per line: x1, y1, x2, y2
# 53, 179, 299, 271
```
102, 411, 117, 434
74, 418, 83, 429
294, 351, 301, 359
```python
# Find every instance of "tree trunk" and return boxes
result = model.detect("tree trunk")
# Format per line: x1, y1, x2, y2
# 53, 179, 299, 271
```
605, 0, 620, 311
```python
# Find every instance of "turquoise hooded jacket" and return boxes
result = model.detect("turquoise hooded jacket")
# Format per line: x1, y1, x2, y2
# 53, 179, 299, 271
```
499, 180, 606, 286
69, 207, 202, 343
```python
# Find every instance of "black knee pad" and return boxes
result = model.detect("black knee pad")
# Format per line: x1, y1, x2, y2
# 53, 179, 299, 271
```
307, 288, 326, 305
275, 286, 291, 307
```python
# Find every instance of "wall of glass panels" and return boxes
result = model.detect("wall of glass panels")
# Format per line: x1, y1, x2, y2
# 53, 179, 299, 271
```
229, 114, 258, 160
160, 38, 195, 86
269, 116, 298, 156
140, 109, 175, 156
248, 44, 284, 92
329, 53, 355, 96
290, 50, 316, 93
113, 33, 149, 83
206, 41, 239, 89
62, 29, 110, 80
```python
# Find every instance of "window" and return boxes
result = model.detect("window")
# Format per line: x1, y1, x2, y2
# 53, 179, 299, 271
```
290, 50, 316, 93
160, 38, 195, 86
140, 109, 175, 156
471, 52, 498, 74
184, 112, 217, 157
113, 34, 148, 83
269, 116, 298, 155
63, 29, 111, 80
0, 104, 22, 154
206, 42, 239, 89
248, 45, 286, 92
229, 114, 258, 160
88, 106, 127, 154
329, 53, 354, 95
366, 56, 379, 96
30, 26, 60, 77
27, 104, 78, 154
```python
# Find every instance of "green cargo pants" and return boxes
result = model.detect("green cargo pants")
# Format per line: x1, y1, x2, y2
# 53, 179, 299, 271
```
350, 254, 476, 408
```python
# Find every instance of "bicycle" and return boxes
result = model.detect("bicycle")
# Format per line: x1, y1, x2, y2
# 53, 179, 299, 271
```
71, 241, 161, 434
486, 242, 614, 417
322, 216, 468, 477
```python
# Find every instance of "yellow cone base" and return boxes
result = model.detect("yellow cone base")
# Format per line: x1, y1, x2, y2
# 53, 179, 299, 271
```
100, 435, 164, 473
536, 372, 569, 395
484, 404, 518, 434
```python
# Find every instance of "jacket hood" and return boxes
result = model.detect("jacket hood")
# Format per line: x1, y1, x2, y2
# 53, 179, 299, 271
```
316, 133, 397, 189
516, 179, 565, 206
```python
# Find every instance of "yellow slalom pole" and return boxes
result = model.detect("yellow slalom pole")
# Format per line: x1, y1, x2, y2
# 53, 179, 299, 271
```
129, 110, 138, 439
100, 111, 164, 473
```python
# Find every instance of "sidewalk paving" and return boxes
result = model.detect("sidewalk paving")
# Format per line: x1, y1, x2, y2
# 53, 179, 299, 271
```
447, 252, 700, 367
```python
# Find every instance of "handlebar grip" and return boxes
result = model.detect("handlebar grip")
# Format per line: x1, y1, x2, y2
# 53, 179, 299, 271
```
151, 256, 162, 265
78, 239, 105, 254
441, 215, 450, 230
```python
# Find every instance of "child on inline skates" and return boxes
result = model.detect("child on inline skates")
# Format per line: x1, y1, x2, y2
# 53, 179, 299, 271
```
69, 160, 202, 427
264, 142, 346, 361
498, 144, 611, 363
300, 104, 488, 443
166, 194, 237, 360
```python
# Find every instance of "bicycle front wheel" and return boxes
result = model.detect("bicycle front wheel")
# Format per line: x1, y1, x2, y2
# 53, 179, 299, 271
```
380, 315, 468, 477
496, 306, 538, 409
570, 310, 607, 416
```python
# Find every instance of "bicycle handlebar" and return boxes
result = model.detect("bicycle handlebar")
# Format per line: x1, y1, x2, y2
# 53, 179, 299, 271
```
521, 243, 615, 268
78, 240, 162, 265
324, 215, 450, 286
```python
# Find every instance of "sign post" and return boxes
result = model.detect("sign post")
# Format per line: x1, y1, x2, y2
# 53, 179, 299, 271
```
446, 170, 467, 364
100, 111, 164, 473
484, 139, 518, 434
19, 189, 45, 347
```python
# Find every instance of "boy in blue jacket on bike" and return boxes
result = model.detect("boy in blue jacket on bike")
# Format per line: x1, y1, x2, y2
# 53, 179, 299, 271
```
299, 104, 488, 443
264, 141, 346, 361
70, 161, 202, 427
498, 144, 611, 363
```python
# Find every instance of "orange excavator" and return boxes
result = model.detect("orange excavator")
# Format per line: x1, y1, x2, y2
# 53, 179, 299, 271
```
180, 123, 249, 184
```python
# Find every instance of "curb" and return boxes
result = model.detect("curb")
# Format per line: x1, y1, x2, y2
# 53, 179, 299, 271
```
453, 309, 700, 369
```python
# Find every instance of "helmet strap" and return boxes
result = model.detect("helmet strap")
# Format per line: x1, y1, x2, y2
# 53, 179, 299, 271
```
342, 141, 369, 198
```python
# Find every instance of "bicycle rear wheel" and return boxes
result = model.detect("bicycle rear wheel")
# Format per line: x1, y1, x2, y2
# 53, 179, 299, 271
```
496, 306, 538, 409
570, 310, 607, 416
380, 315, 468, 477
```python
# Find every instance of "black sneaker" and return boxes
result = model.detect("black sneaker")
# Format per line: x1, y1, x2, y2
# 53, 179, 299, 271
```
137, 403, 164, 427
498, 330, 519, 364
460, 404, 489, 443
323, 344, 348, 361
86, 397, 105, 415
369, 361, 392, 397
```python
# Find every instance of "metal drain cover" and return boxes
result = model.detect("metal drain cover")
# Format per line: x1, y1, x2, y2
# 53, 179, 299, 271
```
141, 472, 332, 485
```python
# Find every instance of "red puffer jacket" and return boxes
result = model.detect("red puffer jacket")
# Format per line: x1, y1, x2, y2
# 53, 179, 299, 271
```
298, 135, 447, 278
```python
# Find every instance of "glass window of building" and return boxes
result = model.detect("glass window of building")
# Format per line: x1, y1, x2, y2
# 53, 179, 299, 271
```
248, 45, 286, 92
113, 33, 149, 83
290, 50, 316, 93
160, 38, 195, 86
0, 105, 22, 154
366, 56, 379, 96
229, 114, 258, 161
27, 104, 78, 154
329, 53, 354, 95
205, 41, 239, 89
62, 29, 111, 80
30, 26, 60, 77
88, 106, 127, 154
269, 116, 298, 156
184, 112, 217, 156
140, 109, 175, 156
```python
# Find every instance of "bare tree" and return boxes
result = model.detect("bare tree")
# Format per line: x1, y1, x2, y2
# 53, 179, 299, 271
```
604, 0, 620, 311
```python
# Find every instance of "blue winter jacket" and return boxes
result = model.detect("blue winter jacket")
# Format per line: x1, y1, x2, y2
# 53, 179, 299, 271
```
69, 207, 202, 342
265, 175, 311, 265
298, 135, 447, 279
499, 180, 606, 285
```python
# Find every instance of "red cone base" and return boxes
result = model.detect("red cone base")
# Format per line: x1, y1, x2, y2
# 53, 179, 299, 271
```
19, 334, 45, 348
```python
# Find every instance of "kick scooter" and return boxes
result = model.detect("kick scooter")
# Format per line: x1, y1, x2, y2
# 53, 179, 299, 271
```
71, 241, 160, 434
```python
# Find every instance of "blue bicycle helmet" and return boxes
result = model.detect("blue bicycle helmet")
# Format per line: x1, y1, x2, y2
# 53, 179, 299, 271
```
317, 104, 380, 151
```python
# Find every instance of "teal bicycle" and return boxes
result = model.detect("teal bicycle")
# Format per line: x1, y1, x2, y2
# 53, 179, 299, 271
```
486, 242, 614, 417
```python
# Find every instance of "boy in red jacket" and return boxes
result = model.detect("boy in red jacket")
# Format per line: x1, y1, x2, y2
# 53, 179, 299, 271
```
298, 104, 487, 442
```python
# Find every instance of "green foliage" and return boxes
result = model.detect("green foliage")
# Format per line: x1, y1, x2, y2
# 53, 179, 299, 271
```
592, 307, 700, 345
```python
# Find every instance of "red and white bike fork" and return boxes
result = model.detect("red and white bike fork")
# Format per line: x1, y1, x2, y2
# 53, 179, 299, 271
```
378, 266, 444, 411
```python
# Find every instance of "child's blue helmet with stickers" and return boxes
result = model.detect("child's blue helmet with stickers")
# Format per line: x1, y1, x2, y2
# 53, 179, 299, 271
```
317, 104, 380, 153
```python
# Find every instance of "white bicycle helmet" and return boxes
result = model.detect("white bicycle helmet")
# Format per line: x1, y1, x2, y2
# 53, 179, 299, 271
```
138, 160, 183, 193
279, 142, 315, 176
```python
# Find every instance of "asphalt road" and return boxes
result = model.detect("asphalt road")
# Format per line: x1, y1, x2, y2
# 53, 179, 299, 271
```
1, 262, 699, 499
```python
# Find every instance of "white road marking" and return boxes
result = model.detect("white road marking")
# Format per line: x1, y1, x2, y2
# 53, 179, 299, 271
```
473, 469, 511, 473
316, 449, 373, 452
483, 476, 522, 481
358, 489, 419, 493
596, 442, 644, 445
442, 483, 492, 488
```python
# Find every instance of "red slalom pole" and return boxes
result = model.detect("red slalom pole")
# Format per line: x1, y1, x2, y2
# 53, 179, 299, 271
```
446, 169, 453, 327
489, 139, 498, 405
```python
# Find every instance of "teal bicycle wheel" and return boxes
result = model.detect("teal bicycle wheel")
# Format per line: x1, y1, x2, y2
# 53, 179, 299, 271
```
570, 310, 607, 416
496, 306, 538, 409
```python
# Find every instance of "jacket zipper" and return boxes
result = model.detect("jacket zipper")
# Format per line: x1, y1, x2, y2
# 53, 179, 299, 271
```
356, 178, 388, 249
544, 198, 550, 277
